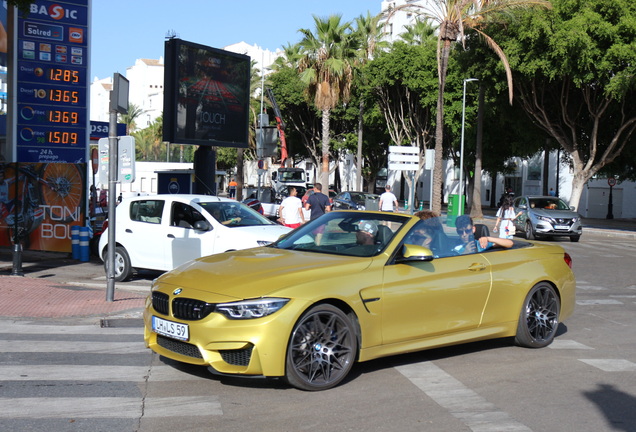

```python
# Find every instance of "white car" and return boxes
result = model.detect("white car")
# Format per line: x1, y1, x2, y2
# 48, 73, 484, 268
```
99, 194, 292, 281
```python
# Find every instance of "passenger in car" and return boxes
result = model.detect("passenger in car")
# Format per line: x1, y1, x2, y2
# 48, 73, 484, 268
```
413, 210, 454, 256
453, 215, 513, 255
345, 220, 379, 256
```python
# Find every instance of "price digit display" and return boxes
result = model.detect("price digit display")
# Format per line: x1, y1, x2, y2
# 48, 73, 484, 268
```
48, 68, 80, 83
47, 131, 79, 145
48, 89, 80, 103
48, 110, 80, 124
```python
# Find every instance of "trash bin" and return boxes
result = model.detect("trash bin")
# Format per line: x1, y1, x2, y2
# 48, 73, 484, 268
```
365, 196, 379, 211
446, 194, 465, 227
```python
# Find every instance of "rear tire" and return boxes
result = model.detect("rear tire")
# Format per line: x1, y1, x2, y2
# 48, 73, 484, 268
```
104, 245, 133, 282
515, 282, 560, 348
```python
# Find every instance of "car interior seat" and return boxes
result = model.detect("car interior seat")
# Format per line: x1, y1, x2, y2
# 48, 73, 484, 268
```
474, 224, 490, 240
375, 224, 394, 247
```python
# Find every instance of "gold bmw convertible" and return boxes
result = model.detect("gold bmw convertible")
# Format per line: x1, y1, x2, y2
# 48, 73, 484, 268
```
144, 211, 575, 391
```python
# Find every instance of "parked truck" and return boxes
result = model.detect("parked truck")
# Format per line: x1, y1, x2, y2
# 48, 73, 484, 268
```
260, 166, 309, 218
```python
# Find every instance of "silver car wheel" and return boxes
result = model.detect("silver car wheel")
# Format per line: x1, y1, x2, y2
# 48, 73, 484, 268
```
515, 283, 560, 348
285, 304, 357, 391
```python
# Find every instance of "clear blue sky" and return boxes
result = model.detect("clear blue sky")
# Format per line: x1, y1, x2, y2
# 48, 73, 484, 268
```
90, 0, 380, 80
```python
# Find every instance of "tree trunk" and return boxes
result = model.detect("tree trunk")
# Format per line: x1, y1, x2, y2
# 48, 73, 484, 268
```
470, 84, 485, 219
321, 108, 331, 189
569, 173, 587, 212
432, 40, 453, 215
356, 99, 364, 191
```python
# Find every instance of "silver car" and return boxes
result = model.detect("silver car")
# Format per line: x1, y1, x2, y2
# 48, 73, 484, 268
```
513, 195, 582, 242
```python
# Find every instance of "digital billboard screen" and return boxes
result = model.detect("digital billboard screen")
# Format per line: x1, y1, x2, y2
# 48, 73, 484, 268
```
163, 38, 250, 148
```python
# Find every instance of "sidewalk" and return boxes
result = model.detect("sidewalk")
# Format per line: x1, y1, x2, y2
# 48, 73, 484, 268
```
0, 250, 147, 320
1, 212, 635, 320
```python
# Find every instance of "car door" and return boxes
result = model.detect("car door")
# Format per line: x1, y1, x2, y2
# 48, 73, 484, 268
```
164, 202, 215, 270
120, 199, 167, 271
380, 252, 492, 345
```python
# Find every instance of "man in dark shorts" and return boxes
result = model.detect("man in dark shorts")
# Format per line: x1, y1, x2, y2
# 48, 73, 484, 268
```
304, 182, 332, 220
305, 182, 332, 245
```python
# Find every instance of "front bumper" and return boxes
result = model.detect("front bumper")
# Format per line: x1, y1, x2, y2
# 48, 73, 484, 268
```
143, 297, 306, 378
534, 221, 582, 237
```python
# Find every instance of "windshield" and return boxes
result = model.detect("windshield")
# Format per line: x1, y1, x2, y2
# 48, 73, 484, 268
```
199, 201, 274, 227
273, 211, 409, 257
529, 198, 570, 210
280, 170, 304, 182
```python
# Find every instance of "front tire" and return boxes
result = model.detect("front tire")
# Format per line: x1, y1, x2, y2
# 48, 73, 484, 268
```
104, 245, 133, 282
525, 221, 535, 240
285, 304, 357, 391
515, 283, 560, 348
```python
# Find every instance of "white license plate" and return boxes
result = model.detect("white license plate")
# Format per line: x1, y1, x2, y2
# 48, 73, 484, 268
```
152, 316, 189, 341
555, 225, 569, 230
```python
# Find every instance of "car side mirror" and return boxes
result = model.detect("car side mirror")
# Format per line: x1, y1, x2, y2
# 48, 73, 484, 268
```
518, 204, 527, 210
396, 244, 434, 263
193, 220, 211, 231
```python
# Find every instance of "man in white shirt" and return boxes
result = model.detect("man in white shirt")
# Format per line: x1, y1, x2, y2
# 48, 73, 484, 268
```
379, 185, 398, 212
278, 187, 305, 228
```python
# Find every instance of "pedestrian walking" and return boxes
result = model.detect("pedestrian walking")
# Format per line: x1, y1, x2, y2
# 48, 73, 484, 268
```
228, 178, 238, 199
494, 195, 522, 239
379, 185, 398, 212
278, 186, 305, 228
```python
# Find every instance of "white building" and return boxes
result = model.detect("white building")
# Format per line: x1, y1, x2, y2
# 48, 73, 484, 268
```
126, 58, 164, 128
380, 0, 431, 42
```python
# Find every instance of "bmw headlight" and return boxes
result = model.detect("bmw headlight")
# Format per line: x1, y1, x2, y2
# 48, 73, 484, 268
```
215, 298, 290, 319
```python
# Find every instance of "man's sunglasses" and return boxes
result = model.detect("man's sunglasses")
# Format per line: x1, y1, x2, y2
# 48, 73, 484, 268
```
456, 228, 473, 234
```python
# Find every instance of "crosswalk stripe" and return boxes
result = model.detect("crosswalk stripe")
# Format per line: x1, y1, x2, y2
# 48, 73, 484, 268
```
396, 362, 532, 432
0, 396, 222, 418
0, 321, 143, 335
0, 340, 146, 354
579, 359, 636, 372
0, 365, 202, 382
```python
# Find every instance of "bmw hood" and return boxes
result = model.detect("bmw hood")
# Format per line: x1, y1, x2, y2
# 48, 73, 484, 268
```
154, 247, 374, 300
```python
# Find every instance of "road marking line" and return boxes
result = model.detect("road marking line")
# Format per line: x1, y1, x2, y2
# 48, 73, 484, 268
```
0, 365, 201, 382
579, 359, 636, 372
0, 396, 221, 418
0, 321, 143, 335
576, 299, 623, 305
576, 285, 607, 291
395, 362, 532, 432
549, 340, 593, 350
0, 340, 146, 354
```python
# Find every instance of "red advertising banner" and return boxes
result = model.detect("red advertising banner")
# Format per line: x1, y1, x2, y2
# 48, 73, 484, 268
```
0, 162, 85, 252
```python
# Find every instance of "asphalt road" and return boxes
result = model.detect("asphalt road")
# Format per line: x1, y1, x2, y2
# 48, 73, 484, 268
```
1, 229, 635, 431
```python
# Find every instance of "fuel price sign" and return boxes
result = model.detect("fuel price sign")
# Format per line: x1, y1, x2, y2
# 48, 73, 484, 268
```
16, 0, 89, 163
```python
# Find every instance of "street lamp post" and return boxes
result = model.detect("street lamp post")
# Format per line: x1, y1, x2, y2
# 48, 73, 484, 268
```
459, 78, 478, 215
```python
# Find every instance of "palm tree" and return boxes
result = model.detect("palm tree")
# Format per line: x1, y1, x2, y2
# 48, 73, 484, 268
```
353, 12, 388, 191
119, 102, 145, 134
385, 0, 550, 214
399, 19, 436, 45
298, 14, 358, 189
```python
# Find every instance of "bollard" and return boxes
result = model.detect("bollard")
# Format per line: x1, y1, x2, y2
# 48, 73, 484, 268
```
79, 226, 90, 262
71, 226, 80, 260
